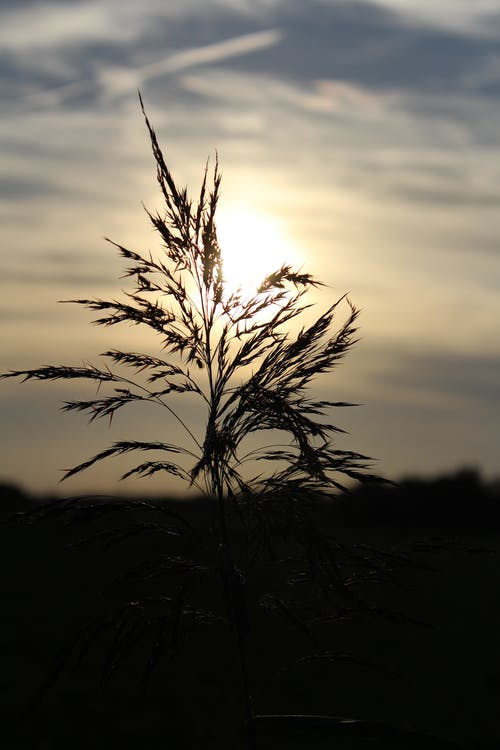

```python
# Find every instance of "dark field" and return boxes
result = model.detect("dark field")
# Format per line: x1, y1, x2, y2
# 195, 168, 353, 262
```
1, 473, 499, 749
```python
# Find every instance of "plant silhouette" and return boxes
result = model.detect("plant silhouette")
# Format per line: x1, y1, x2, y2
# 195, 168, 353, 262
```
2, 98, 458, 749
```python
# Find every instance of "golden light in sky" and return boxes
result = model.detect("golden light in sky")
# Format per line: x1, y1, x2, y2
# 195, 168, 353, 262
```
216, 205, 301, 296
2, 0, 500, 494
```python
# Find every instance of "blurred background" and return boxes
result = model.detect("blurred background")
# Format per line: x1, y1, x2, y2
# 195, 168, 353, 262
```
1, 0, 499, 496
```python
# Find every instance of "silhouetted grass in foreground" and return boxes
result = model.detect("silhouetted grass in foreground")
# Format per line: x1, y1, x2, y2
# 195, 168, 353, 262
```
1, 95, 392, 749
2, 94, 498, 746
1, 474, 499, 748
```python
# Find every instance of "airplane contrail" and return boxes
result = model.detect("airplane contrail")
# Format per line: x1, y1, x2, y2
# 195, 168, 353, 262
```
27, 28, 285, 107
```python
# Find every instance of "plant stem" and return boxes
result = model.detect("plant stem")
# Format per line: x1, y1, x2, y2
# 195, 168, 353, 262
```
216, 491, 256, 750
205, 303, 256, 748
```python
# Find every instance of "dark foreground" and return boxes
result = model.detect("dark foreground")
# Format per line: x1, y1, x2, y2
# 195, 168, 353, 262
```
1, 474, 499, 749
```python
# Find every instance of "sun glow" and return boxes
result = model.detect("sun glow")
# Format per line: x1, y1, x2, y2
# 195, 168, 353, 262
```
216, 205, 301, 297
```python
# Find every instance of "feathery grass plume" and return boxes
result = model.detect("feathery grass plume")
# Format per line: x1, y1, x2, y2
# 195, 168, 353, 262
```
3, 96, 441, 750
3, 96, 371, 499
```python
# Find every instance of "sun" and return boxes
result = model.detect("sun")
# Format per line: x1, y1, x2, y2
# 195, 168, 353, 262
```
216, 205, 301, 297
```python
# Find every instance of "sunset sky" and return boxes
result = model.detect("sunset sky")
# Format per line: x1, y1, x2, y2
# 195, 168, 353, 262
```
1, 0, 499, 495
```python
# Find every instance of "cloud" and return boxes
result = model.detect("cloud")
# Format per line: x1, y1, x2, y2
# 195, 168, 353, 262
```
379, 178, 500, 208
5, 0, 500, 111
98, 28, 285, 99
20, 28, 284, 107
0, 2, 141, 51
371, 0, 500, 38
369, 346, 500, 408
0, 175, 64, 200
0, 268, 115, 288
